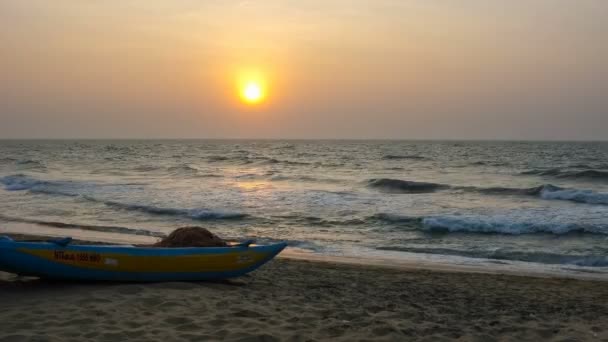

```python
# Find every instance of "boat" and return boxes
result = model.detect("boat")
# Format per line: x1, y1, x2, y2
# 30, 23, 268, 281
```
0, 236, 286, 282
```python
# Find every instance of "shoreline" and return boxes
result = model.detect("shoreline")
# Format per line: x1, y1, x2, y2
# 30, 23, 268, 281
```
0, 230, 608, 282
2, 227, 608, 282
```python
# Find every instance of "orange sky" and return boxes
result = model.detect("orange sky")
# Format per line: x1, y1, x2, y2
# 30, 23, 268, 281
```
1, 1, 607, 139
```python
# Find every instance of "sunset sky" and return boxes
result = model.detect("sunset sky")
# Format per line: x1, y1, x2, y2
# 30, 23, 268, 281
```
1, 1, 607, 140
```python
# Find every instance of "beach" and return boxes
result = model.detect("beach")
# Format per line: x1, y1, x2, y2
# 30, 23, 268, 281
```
3, 0, 608, 340
1, 237, 607, 341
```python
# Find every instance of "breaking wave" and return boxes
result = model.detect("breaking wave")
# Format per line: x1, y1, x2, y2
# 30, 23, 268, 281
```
271, 211, 608, 236
364, 177, 608, 206
538, 186, 608, 205
0, 174, 140, 197
0, 174, 248, 221
421, 215, 608, 235
4, 174, 606, 208
477, 184, 608, 205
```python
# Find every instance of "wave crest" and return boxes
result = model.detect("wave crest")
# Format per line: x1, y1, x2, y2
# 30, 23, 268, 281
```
381, 155, 428, 160
422, 215, 607, 235
367, 178, 447, 193
522, 168, 608, 181
101, 201, 248, 221
539, 186, 608, 205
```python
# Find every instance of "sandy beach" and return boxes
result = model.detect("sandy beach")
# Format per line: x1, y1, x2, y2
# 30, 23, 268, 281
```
1, 236, 607, 341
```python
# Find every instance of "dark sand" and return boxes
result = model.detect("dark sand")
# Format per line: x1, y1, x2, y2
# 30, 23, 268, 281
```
0, 235, 607, 341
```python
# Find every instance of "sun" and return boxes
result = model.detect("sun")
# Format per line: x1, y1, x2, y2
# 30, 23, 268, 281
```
241, 82, 264, 103
235, 68, 268, 105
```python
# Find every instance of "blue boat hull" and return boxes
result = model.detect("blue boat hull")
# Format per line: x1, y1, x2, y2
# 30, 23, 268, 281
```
0, 236, 287, 282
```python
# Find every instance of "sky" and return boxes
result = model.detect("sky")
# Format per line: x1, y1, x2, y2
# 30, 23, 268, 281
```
1, 0, 607, 140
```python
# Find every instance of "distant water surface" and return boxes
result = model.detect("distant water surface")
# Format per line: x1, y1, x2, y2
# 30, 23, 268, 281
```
1, 140, 607, 274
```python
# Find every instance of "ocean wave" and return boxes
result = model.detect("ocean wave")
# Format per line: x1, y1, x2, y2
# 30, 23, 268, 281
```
15, 159, 45, 166
522, 168, 608, 181
273, 211, 608, 236
269, 174, 343, 183
0, 157, 18, 163
104, 145, 133, 153
5, 173, 605, 210
381, 154, 428, 160
0, 214, 165, 238
364, 177, 608, 206
206, 154, 312, 167
0, 174, 136, 197
234, 172, 342, 183
478, 184, 608, 205
367, 213, 422, 224
167, 164, 199, 176
469, 161, 508, 167
0, 175, 245, 221
270, 214, 366, 227
0, 158, 47, 170
375, 246, 608, 267
367, 178, 447, 193
0, 174, 56, 192
539, 186, 608, 205
132, 165, 163, 172
206, 155, 230, 162
421, 215, 608, 235
273, 143, 295, 150
474, 185, 545, 196
101, 200, 248, 221
273, 213, 422, 228
258, 158, 310, 166
131, 164, 220, 178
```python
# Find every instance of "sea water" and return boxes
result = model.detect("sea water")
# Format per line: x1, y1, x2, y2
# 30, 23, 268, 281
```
1, 140, 607, 277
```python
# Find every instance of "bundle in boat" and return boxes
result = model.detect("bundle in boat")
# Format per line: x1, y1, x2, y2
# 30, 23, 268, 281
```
153, 227, 227, 248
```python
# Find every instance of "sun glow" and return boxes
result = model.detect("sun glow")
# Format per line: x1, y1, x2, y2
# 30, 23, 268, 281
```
236, 69, 268, 105
241, 82, 264, 103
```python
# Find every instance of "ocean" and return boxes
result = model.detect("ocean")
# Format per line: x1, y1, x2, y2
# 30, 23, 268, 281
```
1, 140, 607, 277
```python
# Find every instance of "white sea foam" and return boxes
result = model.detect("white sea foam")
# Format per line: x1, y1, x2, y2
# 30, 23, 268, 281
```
540, 186, 608, 205
422, 215, 608, 235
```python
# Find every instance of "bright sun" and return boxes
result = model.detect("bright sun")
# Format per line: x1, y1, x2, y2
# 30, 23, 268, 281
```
235, 68, 268, 105
240, 81, 265, 104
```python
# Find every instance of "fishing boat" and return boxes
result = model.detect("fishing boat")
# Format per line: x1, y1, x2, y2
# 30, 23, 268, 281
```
0, 236, 286, 282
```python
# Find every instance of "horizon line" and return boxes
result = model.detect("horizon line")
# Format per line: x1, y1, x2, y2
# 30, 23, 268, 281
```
0, 138, 607, 143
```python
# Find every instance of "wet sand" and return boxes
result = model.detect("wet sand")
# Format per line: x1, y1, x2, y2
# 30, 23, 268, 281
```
0, 236, 607, 341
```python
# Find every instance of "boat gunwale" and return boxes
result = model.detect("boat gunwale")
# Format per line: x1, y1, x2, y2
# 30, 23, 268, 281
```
0, 239, 288, 257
